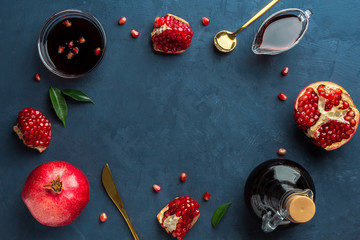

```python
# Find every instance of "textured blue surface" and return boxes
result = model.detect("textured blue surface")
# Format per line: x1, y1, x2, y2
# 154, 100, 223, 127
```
1, 0, 360, 239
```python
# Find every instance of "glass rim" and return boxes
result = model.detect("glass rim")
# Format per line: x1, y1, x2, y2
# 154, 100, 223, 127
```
38, 9, 107, 78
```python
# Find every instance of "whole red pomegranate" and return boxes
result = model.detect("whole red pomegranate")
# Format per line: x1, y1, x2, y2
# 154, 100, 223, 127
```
151, 14, 194, 54
294, 81, 359, 150
157, 196, 200, 240
22, 161, 90, 227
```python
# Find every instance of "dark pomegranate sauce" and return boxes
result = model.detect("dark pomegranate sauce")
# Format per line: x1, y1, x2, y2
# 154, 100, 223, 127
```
258, 14, 303, 51
46, 17, 103, 75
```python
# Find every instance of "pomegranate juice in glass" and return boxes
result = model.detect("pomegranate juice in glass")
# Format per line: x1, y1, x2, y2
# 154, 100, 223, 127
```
38, 9, 106, 78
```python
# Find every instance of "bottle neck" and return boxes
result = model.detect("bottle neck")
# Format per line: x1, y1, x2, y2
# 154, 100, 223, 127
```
279, 189, 315, 223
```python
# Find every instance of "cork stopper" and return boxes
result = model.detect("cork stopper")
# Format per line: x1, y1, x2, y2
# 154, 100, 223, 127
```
286, 195, 315, 223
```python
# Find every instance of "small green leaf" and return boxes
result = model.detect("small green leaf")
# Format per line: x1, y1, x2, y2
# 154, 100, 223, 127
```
49, 87, 68, 127
211, 202, 232, 228
61, 88, 94, 104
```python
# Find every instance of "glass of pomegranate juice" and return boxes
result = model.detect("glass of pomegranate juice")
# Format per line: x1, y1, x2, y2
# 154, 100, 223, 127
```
38, 9, 106, 78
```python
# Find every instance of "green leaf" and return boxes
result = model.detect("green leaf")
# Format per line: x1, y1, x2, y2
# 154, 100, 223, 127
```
211, 202, 232, 228
61, 89, 94, 104
49, 87, 68, 127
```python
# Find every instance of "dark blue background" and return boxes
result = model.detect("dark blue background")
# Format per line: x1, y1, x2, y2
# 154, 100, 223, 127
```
1, 0, 359, 239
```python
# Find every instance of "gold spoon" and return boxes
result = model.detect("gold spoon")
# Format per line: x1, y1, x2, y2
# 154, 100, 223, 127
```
214, 0, 279, 53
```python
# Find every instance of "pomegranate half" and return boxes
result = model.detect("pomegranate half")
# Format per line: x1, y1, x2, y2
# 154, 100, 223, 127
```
294, 81, 359, 150
22, 161, 90, 227
151, 14, 194, 54
157, 196, 200, 240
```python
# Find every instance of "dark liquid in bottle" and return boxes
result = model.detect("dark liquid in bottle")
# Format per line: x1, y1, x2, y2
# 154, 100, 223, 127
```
256, 14, 303, 51
46, 17, 104, 75
244, 159, 315, 224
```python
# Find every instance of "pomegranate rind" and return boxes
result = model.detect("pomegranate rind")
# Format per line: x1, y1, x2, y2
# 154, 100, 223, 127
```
294, 81, 359, 151
151, 13, 192, 54
13, 125, 47, 152
157, 197, 200, 237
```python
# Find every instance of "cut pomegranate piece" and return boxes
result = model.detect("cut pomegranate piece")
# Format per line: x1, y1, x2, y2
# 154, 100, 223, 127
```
294, 81, 359, 150
13, 107, 51, 152
151, 14, 194, 54
157, 196, 200, 240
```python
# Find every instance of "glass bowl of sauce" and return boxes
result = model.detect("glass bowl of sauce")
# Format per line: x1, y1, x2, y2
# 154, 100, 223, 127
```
38, 9, 106, 78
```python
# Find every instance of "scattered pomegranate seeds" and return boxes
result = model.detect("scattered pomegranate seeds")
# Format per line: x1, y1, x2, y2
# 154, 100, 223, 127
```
99, 213, 108, 223
34, 73, 40, 82
67, 40, 74, 48
58, 46, 65, 54
278, 93, 287, 101
78, 37, 86, 44
277, 148, 287, 155
202, 17, 210, 26
131, 29, 139, 38
67, 52, 74, 60
153, 184, 161, 193
62, 20, 72, 27
180, 173, 187, 182
94, 48, 101, 56
118, 17, 127, 25
72, 47, 79, 54
203, 192, 211, 201
281, 67, 289, 76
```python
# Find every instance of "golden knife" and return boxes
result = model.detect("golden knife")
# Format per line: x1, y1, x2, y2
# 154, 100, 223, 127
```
102, 164, 140, 240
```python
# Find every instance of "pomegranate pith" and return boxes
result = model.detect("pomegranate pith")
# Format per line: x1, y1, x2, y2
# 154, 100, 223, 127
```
13, 107, 51, 152
151, 14, 193, 54
294, 81, 359, 150
157, 196, 200, 240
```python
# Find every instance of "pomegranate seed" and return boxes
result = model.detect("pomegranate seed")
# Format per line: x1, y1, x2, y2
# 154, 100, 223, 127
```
202, 17, 210, 26
277, 148, 287, 155
78, 37, 86, 44
118, 17, 127, 25
94, 48, 101, 56
62, 20, 72, 27
67, 41, 74, 48
131, 29, 139, 38
278, 93, 287, 101
34, 73, 40, 82
203, 192, 211, 201
66, 52, 74, 60
180, 173, 187, 182
281, 67, 289, 76
72, 47, 79, 54
58, 46, 65, 54
153, 184, 161, 193
100, 213, 108, 223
